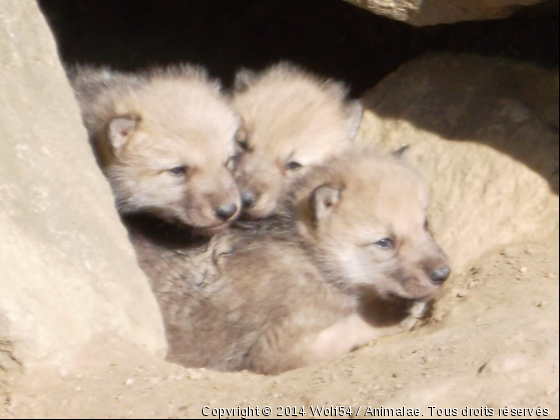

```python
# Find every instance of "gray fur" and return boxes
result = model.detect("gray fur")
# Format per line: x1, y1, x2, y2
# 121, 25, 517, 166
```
138, 152, 449, 375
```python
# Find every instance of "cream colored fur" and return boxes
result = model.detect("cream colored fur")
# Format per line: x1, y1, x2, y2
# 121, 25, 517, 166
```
231, 63, 362, 218
145, 151, 450, 375
70, 65, 241, 231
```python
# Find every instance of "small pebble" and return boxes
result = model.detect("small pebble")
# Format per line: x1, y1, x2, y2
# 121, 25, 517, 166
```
187, 371, 203, 381
125, 378, 135, 386
501, 248, 514, 258
520, 267, 528, 274
457, 290, 469, 298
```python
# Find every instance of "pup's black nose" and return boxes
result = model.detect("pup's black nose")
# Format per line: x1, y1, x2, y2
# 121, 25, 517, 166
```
214, 203, 238, 221
241, 192, 257, 209
429, 265, 451, 285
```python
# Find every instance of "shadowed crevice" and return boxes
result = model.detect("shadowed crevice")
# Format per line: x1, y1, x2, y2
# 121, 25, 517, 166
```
37, 0, 558, 96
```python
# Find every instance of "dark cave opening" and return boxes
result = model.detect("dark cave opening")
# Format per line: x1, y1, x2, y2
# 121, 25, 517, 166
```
38, 0, 558, 97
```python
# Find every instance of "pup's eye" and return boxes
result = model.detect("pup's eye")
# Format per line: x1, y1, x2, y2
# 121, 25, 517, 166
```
169, 166, 186, 176
236, 140, 249, 153
236, 128, 248, 143
424, 219, 430, 231
375, 238, 395, 250
226, 156, 237, 171
286, 162, 303, 171
236, 129, 250, 153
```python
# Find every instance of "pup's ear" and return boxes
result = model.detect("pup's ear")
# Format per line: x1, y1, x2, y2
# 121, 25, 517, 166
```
234, 69, 258, 91
393, 145, 411, 162
108, 115, 140, 150
311, 184, 342, 225
346, 100, 364, 141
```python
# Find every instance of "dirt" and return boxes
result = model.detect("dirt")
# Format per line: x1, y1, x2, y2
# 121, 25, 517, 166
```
1, 235, 557, 419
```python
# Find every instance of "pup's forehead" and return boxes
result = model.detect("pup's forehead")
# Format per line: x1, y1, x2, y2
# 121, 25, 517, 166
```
124, 79, 239, 145
336, 157, 429, 222
127, 129, 234, 169
334, 187, 427, 243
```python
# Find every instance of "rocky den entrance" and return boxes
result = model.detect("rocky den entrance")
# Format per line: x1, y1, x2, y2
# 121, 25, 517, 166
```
1, 0, 558, 418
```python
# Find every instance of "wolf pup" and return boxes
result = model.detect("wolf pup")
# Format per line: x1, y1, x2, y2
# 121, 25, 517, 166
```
70, 65, 242, 233
231, 63, 363, 219
162, 150, 451, 375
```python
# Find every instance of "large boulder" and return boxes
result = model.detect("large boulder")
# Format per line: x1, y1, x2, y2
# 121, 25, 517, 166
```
0, 0, 167, 373
358, 54, 559, 271
343, 0, 549, 26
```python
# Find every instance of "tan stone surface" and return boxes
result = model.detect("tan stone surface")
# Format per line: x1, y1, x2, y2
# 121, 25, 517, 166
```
358, 54, 559, 271
1, 10, 558, 417
0, 0, 166, 373
343, 0, 548, 26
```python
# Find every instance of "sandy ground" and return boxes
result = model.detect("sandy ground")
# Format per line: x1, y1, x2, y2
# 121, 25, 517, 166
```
1, 234, 557, 419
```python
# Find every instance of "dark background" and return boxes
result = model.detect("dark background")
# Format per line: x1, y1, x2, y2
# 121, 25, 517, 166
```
38, 0, 559, 96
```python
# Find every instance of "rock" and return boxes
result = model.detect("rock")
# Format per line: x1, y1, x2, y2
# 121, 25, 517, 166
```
358, 54, 559, 271
0, 0, 167, 373
342, 0, 549, 26
518, 0, 559, 19
456, 290, 469, 299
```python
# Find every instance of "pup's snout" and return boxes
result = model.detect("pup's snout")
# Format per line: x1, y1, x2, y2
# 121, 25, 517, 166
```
214, 203, 239, 221
429, 265, 451, 285
241, 191, 257, 209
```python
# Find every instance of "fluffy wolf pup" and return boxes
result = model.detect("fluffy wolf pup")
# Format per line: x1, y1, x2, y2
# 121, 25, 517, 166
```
231, 63, 363, 219
152, 150, 451, 375
70, 65, 242, 233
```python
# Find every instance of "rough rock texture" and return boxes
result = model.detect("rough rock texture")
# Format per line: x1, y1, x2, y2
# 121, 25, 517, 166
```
0, 0, 166, 373
343, 0, 548, 26
358, 53, 559, 271
0, 44, 558, 420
